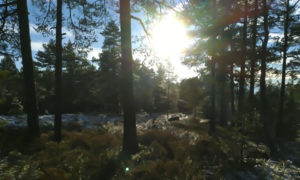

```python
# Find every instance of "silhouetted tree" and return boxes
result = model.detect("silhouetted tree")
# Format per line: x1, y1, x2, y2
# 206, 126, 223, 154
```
277, 0, 300, 137
54, 0, 62, 142
260, 0, 277, 154
120, 0, 138, 154
96, 20, 121, 113
238, 0, 248, 118
17, 0, 40, 138
249, 0, 258, 117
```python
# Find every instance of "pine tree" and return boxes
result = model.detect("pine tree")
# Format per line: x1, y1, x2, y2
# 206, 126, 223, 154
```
238, 0, 248, 118
17, 0, 40, 139
97, 20, 121, 113
54, 0, 63, 142
277, 0, 300, 137
35, 40, 56, 70
0, 0, 19, 57
120, 0, 138, 154
260, 0, 278, 154
249, 0, 258, 116
0, 55, 17, 72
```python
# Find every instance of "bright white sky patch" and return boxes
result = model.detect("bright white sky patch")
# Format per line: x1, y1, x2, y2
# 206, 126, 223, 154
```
31, 41, 44, 51
87, 48, 102, 60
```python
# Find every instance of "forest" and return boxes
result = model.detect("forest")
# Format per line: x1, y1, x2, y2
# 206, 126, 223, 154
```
0, 0, 299, 179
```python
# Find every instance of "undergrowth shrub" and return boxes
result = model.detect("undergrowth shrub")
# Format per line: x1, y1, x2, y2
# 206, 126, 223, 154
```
0, 125, 272, 179
0, 129, 122, 179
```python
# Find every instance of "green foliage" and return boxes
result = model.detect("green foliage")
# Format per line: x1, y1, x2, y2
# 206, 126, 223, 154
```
277, 83, 300, 140
179, 77, 206, 114
92, 20, 121, 114
32, 0, 106, 48
0, 56, 17, 73
134, 64, 155, 113
149, 63, 179, 113
0, 118, 8, 128
35, 40, 56, 70
0, 57, 23, 115
1, 36, 183, 115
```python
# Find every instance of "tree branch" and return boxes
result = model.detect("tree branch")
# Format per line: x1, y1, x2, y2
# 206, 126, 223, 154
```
131, 15, 151, 37
0, 50, 13, 56
153, 0, 179, 13
290, 0, 300, 11
0, 0, 8, 32
0, 0, 16, 8
41, 0, 52, 27
66, 0, 85, 32
0, 9, 17, 20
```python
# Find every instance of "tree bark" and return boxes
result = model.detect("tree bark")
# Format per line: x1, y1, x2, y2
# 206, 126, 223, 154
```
17, 0, 40, 139
210, 59, 216, 132
261, 0, 277, 154
230, 63, 235, 116
249, 0, 258, 119
54, 0, 62, 142
238, 0, 248, 116
230, 40, 235, 117
219, 61, 226, 126
120, 0, 138, 154
209, 0, 217, 133
277, 0, 289, 137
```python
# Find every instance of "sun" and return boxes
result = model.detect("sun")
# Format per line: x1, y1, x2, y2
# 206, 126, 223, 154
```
148, 13, 196, 80
150, 13, 191, 60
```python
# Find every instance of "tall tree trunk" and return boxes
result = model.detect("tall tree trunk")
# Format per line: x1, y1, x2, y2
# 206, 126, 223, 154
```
249, 0, 258, 119
219, 79, 226, 126
238, 0, 248, 116
67, 61, 74, 112
120, 0, 138, 154
17, 0, 40, 139
112, 71, 120, 114
219, 61, 226, 126
261, 0, 277, 154
54, 0, 62, 142
277, 0, 289, 137
239, 1, 248, 162
230, 63, 235, 116
210, 59, 216, 132
209, 0, 217, 133
230, 41, 235, 117
219, 28, 228, 126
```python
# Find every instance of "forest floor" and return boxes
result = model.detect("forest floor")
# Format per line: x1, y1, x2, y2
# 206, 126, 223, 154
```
0, 113, 299, 179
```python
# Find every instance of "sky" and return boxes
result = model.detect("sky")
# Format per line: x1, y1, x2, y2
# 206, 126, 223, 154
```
4, 1, 298, 81
27, 2, 103, 61
23, 1, 197, 81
